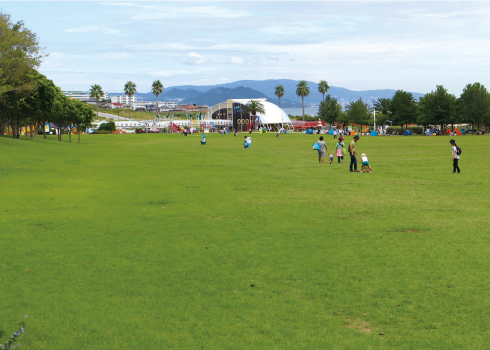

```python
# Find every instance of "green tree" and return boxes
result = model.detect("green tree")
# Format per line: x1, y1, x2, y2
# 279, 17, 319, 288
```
296, 80, 310, 122
151, 80, 163, 117
0, 12, 43, 98
274, 85, 284, 108
346, 98, 371, 132
373, 97, 391, 128
52, 94, 70, 142
89, 84, 103, 121
418, 85, 456, 132
458, 82, 490, 132
318, 94, 342, 124
243, 100, 265, 130
124, 81, 137, 120
318, 80, 329, 102
390, 90, 418, 134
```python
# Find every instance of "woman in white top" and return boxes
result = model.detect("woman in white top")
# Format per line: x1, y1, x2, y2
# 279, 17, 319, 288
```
450, 139, 460, 173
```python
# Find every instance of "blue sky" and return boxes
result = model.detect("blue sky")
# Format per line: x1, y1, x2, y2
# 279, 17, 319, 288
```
3, 1, 490, 94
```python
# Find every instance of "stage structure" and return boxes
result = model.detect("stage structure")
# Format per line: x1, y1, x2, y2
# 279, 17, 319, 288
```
206, 98, 292, 131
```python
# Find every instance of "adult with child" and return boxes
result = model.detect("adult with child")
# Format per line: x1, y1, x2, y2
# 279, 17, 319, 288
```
450, 139, 461, 173
316, 136, 329, 165
335, 136, 345, 164
349, 135, 360, 172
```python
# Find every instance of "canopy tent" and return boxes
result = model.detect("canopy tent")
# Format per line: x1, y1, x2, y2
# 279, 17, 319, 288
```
455, 129, 463, 135
328, 129, 335, 135
350, 131, 355, 135
370, 130, 379, 136
404, 130, 412, 136
445, 129, 452, 135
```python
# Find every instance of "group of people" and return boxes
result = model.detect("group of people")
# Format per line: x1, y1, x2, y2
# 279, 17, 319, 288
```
316, 135, 462, 174
316, 134, 371, 173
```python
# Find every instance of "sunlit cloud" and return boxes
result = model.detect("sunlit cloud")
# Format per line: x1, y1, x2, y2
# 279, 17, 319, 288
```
181, 52, 208, 65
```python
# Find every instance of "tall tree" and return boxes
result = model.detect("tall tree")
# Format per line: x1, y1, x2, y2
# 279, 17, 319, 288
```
373, 97, 391, 127
418, 85, 456, 132
151, 80, 163, 117
458, 82, 490, 132
390, 90, 418, 133
318, 94, 342, 124
274, 85, 284, 108
89, 84, 103, 121
243, 100, 265, 130
124, 81, 137, 120
346, 98, 371, 132
318, 80, 329, 102
0, 12, 43, 98
296, 80, 310, 122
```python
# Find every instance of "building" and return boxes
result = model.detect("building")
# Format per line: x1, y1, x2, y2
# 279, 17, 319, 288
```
111, 102, 124, 109
62, 91, 109, 101
206, 98, 292, 131
111, 95, 137, 104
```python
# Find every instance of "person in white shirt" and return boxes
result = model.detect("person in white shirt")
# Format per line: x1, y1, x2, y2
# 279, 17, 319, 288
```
246, 136, 252, 148
450, 139, 460, 173
360, 153, 372, 173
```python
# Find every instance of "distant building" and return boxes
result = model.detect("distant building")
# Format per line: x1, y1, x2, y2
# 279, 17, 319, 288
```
62, 91, 109, 101
111, 102, 124, 109
159, 101, 178, 108
111, 95, 137, 104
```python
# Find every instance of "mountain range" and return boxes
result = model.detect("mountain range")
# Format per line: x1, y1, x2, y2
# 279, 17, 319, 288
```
108, 79, 425, 108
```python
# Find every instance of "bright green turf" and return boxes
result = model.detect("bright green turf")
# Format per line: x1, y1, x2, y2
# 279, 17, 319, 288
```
1, 132, 490, 349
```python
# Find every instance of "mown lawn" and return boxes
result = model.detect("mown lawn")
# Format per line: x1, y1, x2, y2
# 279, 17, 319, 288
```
1, 132, 490, 349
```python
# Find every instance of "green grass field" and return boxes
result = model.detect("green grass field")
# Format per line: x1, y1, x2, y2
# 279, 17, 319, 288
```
1, 132, 490, 349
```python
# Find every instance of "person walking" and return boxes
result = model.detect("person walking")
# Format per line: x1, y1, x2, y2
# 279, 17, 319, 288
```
317, 136, 328, 165
450, 139, 461, 173
336, 136, 345, 164
349, 135, 360, 172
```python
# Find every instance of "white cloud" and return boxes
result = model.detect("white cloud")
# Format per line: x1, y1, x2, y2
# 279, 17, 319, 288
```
100, 2, 248, 20
181, 52, 208, 65
229, 56, 244, 64
64, 26, 119, 34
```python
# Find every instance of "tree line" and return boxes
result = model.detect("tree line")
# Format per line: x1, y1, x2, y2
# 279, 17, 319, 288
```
1, 12, 94, 142
275, 81, 490, 132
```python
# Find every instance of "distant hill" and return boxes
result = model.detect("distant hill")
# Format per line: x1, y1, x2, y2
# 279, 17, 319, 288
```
109, 79, 425, 106
182, 86, 269, 106
161, 88, 201, 99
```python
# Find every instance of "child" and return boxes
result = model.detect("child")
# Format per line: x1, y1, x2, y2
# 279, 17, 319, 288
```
450, 139, 460, 173
329, 154, 334, 164
336, 136, 345, 164
244, 136, 248, 148
360, 153, 372, 173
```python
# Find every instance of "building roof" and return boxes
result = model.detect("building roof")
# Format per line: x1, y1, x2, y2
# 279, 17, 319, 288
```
112, 102, 123, 106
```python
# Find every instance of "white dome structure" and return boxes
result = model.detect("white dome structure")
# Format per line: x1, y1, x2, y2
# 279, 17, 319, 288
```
206, 98, 291, 131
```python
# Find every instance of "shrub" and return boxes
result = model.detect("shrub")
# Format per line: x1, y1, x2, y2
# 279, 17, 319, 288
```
94, 130, 112, 134
99, 121, 116, 132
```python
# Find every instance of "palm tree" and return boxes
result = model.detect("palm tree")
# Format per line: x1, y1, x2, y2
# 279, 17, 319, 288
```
124, 81, 137, 120
296, 80, 310, 122
373, 97, 391, 115
151, 80, 163, 117
274, 85, 285, 108
89, 84, 103, 121
243, 100, 265, 131
318, 80, 329, 102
